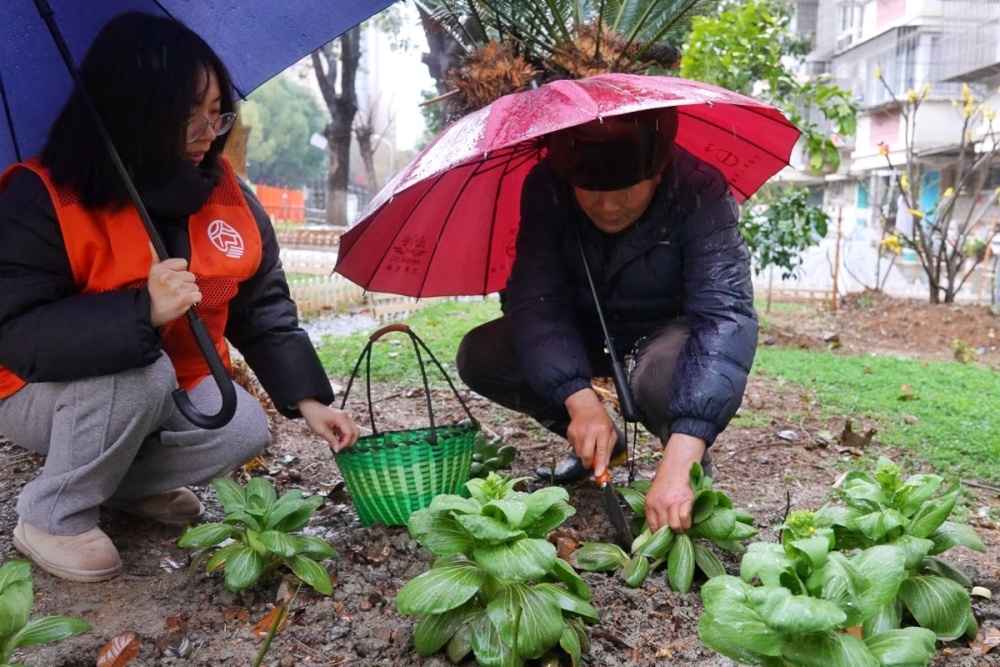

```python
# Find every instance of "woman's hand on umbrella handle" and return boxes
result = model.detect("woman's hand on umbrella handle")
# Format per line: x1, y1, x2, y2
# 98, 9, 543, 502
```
147, 242, 201, 327
298, 397, 360, 452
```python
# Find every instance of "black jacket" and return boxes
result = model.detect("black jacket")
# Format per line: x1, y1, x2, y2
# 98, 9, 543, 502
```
0, 168, 332, 418
506, 147, 757, 445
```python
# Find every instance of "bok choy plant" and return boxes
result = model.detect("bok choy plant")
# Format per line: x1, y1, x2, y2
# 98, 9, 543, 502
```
395, 473, 598, 667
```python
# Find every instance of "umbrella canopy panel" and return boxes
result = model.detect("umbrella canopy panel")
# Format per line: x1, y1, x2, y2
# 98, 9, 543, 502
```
336, 74, 803, 298
0, 0, 396, 167
337, 146, 536, 297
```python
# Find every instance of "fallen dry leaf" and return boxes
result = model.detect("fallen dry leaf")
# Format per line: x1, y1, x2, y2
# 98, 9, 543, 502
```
159, 557, 184, 573
970, 627, 1000, 655
156, 615, 192, 658
839, 420, 876, 448
97, 630, 141, 667
276, 579, 297, 607
252, 605, 288, 638
837, 447, 866, 458
220, 605, 249, 623
547, 529, 580, 561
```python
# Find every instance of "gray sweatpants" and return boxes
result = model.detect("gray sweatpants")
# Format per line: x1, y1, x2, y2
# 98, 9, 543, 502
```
0, 354, 270, 535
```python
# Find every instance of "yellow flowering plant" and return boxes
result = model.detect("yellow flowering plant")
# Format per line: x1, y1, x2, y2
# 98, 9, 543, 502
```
871, 71, 1000, 303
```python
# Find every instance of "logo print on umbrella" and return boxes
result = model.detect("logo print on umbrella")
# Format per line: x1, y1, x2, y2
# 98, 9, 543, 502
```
334, 74, 803, 298
388, 235, 428, 274
207, 220, 244, 259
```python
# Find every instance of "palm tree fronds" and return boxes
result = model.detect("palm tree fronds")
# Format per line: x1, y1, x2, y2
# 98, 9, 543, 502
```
447, 42, 539, 114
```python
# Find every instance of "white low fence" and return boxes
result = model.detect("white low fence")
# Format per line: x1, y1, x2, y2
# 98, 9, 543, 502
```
288, 271, 451, 323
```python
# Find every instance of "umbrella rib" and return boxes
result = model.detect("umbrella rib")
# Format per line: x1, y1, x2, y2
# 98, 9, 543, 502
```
678, 106, 798, 165
0, 69, 20, 162
413, 157, 494, 296
352, 142, 540, 296
677, 107, 796, 199
355, 161, 476, 294
479, 149, 538, 294
358, 197, 422, 289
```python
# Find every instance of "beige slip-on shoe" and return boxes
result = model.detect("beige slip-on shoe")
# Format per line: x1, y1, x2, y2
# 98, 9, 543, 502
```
107, 487, 205, 525
13, 518, 122, 583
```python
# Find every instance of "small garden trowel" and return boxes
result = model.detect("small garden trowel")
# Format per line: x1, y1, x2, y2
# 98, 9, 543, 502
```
596, 470, 632, 549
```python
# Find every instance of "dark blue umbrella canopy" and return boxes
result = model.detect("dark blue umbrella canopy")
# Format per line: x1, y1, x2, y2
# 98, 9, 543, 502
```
0, 0, 396, 167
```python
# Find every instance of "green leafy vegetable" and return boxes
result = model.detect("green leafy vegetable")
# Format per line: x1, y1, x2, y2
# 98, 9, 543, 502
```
574, 462, 757, 593
0, 560, 91, 665
397, 473, 597, 666
178, 477, 335, 594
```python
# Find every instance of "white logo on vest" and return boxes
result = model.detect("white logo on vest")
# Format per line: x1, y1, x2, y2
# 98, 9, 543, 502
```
207, 219, 244, 259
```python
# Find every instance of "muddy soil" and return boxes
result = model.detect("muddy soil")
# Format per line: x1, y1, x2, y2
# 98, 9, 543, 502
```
2, 291, 999, 666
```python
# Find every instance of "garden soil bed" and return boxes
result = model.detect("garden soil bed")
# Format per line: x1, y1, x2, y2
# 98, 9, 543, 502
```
2, 291, 999, 666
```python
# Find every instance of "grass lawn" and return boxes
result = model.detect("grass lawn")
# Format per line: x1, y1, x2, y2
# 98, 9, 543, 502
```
753, 348, 1000, 484
314, 299, 502, 386
314, 300, 1000, 484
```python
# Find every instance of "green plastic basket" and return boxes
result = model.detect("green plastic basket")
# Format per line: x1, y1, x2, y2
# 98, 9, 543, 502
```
333, 324, 479, 526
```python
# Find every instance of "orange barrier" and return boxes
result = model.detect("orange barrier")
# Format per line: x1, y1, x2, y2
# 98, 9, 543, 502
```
255, 184, 305, 223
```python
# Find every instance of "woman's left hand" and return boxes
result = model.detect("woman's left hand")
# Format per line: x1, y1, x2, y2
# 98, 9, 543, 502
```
644, 434, 707, 533
297, 398, 360, 452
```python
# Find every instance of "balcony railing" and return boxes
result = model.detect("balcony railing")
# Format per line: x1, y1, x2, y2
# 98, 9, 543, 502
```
937, 0, 1000, 82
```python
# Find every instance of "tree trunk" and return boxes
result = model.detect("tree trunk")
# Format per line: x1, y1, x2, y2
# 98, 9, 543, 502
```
355, 131, 379, 196
416, 6, 469, 125
312, 27, 361, 227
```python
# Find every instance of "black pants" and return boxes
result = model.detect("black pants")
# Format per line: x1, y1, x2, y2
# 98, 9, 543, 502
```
455, 316, 690, 444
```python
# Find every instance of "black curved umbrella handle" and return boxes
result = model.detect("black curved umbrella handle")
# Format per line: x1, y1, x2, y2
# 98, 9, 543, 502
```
171, 310, 238, 429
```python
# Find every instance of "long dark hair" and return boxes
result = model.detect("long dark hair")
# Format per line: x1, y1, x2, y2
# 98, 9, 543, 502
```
41, 12, 236, 210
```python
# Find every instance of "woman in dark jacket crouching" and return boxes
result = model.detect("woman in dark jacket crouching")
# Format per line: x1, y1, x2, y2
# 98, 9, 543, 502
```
456, 107, 757, 535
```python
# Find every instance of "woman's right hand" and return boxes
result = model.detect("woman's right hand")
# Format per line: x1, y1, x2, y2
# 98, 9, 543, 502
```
147, 245, 201, 327
565, 387, 618, 478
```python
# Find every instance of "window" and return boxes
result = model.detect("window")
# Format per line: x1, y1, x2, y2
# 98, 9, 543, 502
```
836, 2, 861, 50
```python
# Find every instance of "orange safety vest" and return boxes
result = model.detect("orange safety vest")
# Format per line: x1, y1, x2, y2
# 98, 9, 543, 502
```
0, 158, 262, 398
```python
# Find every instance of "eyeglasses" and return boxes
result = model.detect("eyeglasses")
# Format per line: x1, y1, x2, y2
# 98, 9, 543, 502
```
186, 112, 237, 143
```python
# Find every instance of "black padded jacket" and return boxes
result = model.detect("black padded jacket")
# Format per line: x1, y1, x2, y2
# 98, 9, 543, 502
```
0, 168, 333, 418
505, 147, 757, 445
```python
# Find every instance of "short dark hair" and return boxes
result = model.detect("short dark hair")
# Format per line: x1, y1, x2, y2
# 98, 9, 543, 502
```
41, 12, 236, 209
546, 108, 679, 191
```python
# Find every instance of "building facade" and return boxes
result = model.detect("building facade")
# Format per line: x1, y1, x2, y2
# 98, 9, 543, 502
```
798, 0, 1000, 234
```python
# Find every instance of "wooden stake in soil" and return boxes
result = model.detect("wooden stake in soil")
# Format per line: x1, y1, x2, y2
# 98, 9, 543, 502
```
976, 215, 997, 306
831, 205, 843, 312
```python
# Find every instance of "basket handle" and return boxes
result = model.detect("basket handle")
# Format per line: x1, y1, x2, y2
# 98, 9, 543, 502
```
368, 323, 409, 341
338, 324, 478, 443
